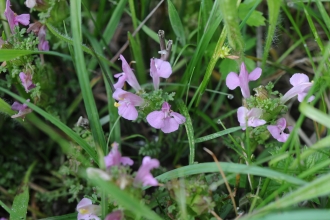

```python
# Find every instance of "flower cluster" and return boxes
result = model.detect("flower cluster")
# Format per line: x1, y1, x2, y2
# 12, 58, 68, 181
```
226, 62, 314, 143
76, 142, 160, 219
113, 55, 185, 133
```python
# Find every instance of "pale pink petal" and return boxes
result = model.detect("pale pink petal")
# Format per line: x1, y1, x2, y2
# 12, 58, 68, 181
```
120, 157, 134, 166
247, 118, 266, 127
11, 101, 24, 111
277, 133, 289, 142
14, 14, 30, 26
247, 108, 263, 118
146, 111, 164, 129
171, 112, 186, 124
237, 107, 248, 125
277, 118, 287, 129
154, 59, 172, 78
248, 67, 262, 81
25, 0, 36, 8
135, 156, 159, 186
290, 73, 309, 86
114, 73, 126, 89
226, 72, 240, 90
76, 198, 92, 211
112, 88, 126, 100
120, 55, 141, 91
161, 117, 179, 133
105, 210, 123, 220
123, 92, 143, 106
267, 125, 281, 139
118, 104, 138, 120
161, 102, 171, 111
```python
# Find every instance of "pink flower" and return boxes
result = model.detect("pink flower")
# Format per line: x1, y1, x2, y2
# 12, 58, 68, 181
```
150, 58, 172, 90
104, 142, 133, 168
146, 102, 186, 133
113, 88, 144, 120
76, 198, 101, 220
11, 99, 32, 119
281, 73, 314, 103
19, 72, 35, 92
267, 118, 292, 142
226, 62, 262, 98
237, 106, 266, 130
114, 55, 141, 92
134, 156, 159, 187
25, 0, 36, 8
4, 0, 30, 34
105, 210, 123, 220
37, 25, 49, 51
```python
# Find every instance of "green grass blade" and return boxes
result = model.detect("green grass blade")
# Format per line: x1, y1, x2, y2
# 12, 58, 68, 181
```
39, 213, 77, 220
0, 49, 72, 61
195, 126, 242, 143
128, 32, 147, 84
262, 0, 282, 68
155, 162, 306, 186
10, 161, 36, 220
0, 87, 98, 165
245, 210, 330, 220
70, 0, 107, 155
176, 99, 195, 164
299, 102, 330, 129
167, 0, 186, 46
89, 177, 162, 220
315, 0, 330, 32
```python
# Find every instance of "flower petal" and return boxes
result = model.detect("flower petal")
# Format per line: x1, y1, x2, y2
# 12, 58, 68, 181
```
76, 198, 92, 211
247, 118, 266, 127
171, 112, 186, 125
120, 157, 134, 166
248, 67, 262, 81
290, 73, 309, 86
15, 14, 30, 26
154, 59, 172, 78
226, 72, 240, 90
120, 55, 141, 91
146, 111, 164, 129
267, 125, 281, 139
161, 118, 180, 133
118, 104, 138, 120
237, 106, 248, 124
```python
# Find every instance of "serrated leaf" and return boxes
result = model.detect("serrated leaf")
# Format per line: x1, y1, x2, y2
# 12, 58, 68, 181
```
238, 1, 266, 27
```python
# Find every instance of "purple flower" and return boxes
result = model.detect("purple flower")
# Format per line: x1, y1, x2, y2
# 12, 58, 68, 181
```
11, 99, 32, 119
226, 62, 262, 98
146, 102, 186, 133
150, 58, 172, 90
114, 55, 141, 92
19, 72, 35, 92
134, 156, 159, 187
267, 118, 292, 142
237, 106, 266, 130
76, 198, 101, 220
38, 25, 49, 51
113, 88, 144, 120
105, 210, 123, 220
104, 142, 134, 168
281, 73, 314, 103
4, 0, 30, 34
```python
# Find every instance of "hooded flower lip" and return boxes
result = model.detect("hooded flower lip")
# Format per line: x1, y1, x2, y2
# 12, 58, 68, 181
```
237, 106, 266, 130
150, 58, 172, 90
134, 156, 159, 187
281, 73, 314, 103
76, 198, 101, 220
37, 25, 49, 51
11, 99, 32, 119
113, 88, 144, 120
5, 0, 30, 34
226, 62, 262, 98
105, 210, 123, 220
19, 72, 35, 92
114, 55, 141, 92
146, 102, 186, 133
104, 142, 134, 168
267, 118, 292, 142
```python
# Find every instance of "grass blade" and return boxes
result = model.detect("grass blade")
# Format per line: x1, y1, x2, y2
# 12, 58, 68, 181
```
167, 0, 186, 46
195, 126, 242, 143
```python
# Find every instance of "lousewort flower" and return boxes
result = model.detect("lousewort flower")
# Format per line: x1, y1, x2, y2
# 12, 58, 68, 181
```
114, 55, 141, 92
19, 72, 35, 92
146, 102, 186, 133
281, 73, 314, 103
5, 0, 30, 34
150, 58, 172, 90
105, 210, 123, 220
38, 25, 49, 51
226, 62, 262, 98
25, 0, 36, 8
113, 88, 144, 120
11, 99, 32, 119
134, 156, 159, 187
237, 106, 266, 130
267, 118, 292, 142
104, 142, 134, 168
76, 198, 101, 220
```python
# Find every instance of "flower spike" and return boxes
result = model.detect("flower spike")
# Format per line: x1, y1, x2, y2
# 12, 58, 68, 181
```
281, 73, 314, 103
134, 156, 159, 187
267, 118, 292, 142
237, 106, 266, 130
114, 55, 141, 92
5, 0, 30, 34
76, 198, 101, 220
113, 88, 144, 120
150, 58, 172, 90
104, 142, 133, 168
